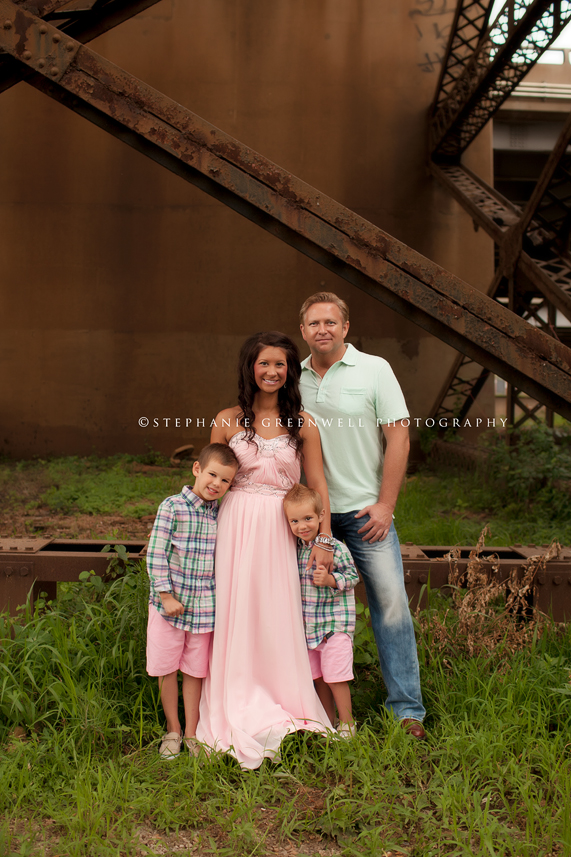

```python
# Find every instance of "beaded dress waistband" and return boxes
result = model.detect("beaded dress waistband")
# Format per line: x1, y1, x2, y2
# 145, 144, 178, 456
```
231, 481, 289, 497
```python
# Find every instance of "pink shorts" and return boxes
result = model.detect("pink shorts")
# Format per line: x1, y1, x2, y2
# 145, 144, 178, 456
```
146, 605, 212, 678
307, 632, 354, 683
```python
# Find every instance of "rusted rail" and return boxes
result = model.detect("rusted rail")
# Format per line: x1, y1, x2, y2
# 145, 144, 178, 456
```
0, 538, 146, 614
2, 538, 570, 623
1, 0, 571, 418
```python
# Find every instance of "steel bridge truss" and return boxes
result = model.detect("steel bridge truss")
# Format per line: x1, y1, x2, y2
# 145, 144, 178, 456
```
430, 0, 571, 428
430, 0, 571, 160
1, 0, 571, 422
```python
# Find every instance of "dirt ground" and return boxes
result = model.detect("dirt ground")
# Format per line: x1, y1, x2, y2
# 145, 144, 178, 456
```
0, 509, 154, 542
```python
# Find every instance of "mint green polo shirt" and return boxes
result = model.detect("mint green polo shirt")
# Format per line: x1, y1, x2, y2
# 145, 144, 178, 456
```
299, 343, 409, 514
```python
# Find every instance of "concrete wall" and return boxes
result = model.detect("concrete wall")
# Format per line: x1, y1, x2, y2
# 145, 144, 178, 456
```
0, 0, 494, 459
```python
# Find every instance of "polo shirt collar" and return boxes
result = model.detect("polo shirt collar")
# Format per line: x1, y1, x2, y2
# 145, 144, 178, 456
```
182, 484, 216, 511
301, 341, 358, 372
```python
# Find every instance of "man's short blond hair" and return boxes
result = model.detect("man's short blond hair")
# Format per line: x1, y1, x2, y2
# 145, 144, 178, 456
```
299, 292, 349, 325
283, 483, 324, 515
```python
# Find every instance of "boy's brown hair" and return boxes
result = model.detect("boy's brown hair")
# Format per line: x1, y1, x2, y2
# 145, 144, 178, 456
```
283, 483, 323, 515
197, 442, 239, 471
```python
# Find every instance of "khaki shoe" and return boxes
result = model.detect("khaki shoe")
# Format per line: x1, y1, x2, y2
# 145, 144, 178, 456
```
337, 722, 357, 739
184, 737, 201, 757
159, 732, 182, 760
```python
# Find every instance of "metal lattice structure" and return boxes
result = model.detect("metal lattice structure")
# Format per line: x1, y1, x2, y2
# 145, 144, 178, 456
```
430, 0, 571, 159
429, 0, 571, 427
432, 0, 495, 113
2, 0, 571, 421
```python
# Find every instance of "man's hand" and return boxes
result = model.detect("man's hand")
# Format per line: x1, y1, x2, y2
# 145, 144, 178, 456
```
159, 592, 185, 617
354, 501, 393, 543
313, 564, 337, 588
307, 544, 334, 573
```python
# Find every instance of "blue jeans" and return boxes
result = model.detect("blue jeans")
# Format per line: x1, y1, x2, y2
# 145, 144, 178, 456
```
331, 513, 425, 722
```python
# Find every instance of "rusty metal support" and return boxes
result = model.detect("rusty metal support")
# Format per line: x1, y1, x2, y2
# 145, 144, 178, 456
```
426, 162, 571, 425
0, 538, 146, 615
431, 161, 571, 321
431, 0, 494, 113
430, 0, 571, 159
429, 352, 491, 426
3, 537, 570, 623
0, 0, 162, 94
1, 0, 571, 418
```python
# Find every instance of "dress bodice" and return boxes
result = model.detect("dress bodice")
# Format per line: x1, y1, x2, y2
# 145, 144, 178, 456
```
228, 432, 300, 496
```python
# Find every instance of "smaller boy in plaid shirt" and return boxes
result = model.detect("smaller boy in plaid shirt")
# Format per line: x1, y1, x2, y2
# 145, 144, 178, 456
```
146, 442, 239, 759
283, 483, 359, 738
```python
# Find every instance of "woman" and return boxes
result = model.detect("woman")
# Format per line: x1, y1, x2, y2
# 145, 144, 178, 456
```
196, 331, 332, 768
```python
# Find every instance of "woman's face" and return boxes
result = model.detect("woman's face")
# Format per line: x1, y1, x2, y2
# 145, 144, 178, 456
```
253, 346, 288, 393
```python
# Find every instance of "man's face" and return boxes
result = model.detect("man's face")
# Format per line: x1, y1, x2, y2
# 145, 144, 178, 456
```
300, 302, 349, 360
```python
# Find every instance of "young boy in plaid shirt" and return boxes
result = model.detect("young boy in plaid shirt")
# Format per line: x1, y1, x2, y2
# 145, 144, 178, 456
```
283, 483, 359, 738
146, 442, 239, 759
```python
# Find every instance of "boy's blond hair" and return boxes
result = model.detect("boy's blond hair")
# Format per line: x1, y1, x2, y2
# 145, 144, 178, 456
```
283, 483, 323, 515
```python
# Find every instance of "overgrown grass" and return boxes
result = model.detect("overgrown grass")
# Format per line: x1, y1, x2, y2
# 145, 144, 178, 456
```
0, 455, 195, 520
395, 470, 571, 546
1, 564, 570, 856
1, 441, 570, 853
1, 439, 570, 544
397, 425, 571, 546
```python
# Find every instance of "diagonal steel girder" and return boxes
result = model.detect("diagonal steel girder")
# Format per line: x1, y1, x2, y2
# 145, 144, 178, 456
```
513, 109, 571, 272
430, 161, 571, 321
1, 0, 571, 419
432, 0, 494, 113
430, 0, 571, 159
0, 0, 162, 95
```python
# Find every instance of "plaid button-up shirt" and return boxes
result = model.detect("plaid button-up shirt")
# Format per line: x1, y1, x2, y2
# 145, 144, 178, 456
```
146, 485, 218, 632
297, 537, 359, 649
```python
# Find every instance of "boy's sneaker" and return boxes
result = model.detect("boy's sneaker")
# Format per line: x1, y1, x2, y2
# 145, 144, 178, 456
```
337, 722, 357, 739
158, 732, 183, 760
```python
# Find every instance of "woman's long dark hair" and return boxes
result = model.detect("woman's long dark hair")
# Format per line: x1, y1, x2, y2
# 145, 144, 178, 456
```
237, 331, 304, 452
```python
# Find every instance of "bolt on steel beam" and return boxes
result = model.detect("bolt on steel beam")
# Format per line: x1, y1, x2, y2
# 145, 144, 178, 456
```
1, 0, 571, 418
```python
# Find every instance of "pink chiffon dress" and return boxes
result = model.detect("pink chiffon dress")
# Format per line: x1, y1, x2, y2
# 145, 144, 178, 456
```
196, 431, 329, 768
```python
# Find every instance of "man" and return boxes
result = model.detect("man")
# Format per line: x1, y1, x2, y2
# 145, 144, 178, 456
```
298, 291, 426, 737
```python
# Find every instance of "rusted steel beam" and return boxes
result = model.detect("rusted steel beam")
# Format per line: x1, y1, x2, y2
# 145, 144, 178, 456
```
431, 0, 494, 113
1, 2, 571, 418
430, 0, 571, 159
0, 537, 146, 614
0, 0, 161, 94
429, 352, 491, 425
514, 109, 571, 241
3, 538, 570, 623
429, 161, 519, 242
431, 162, 571, 321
